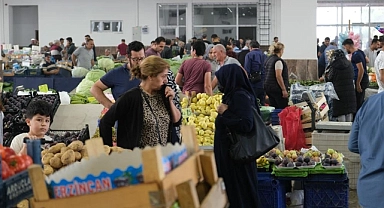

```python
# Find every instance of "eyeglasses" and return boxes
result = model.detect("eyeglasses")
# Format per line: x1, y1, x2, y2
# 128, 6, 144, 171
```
130, 57, 145, 62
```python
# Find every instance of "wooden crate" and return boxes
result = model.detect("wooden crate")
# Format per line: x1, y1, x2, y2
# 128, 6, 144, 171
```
295, 95, 329, 130
29, 126, 227, 208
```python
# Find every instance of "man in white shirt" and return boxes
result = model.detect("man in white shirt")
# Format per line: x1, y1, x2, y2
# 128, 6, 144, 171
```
364, 39, 380, 67
374, 37, 384, 93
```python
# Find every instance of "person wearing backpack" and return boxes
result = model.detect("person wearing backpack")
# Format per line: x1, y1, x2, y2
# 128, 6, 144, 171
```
244, 40, 267, 105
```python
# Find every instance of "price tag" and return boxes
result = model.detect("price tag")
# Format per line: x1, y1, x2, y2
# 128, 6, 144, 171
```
38, 84, 49, 92
182, 108, 192, 118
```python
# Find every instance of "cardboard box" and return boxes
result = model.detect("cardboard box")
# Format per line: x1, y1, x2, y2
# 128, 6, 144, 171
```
46, 143, 187, 199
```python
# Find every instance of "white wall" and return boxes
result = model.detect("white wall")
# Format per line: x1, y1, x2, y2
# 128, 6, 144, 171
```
279, 0, 317, 59
0, 0, 318, 59
12, 6, 38, 46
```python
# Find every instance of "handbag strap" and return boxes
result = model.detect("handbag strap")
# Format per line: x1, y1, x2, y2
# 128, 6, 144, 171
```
141, 90, 162, 144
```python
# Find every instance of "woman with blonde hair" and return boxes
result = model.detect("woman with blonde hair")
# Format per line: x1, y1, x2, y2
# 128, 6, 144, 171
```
264, 42, 289, 109
100, 56, 182, 149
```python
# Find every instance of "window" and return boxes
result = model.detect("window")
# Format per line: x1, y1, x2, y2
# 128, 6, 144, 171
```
371, 7, 384, 23
91, 21, 122, 33
317, 4, 384, 51
158, 4, 186, 42
193, 4, 259, 43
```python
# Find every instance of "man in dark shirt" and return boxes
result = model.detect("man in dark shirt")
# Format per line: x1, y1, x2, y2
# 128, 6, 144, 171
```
343, 38, 369, 112
42, 53, 60, 77
238, 39, 251, 66
145, 37, 166, 57
202, 34, 211, 44
319, 37, 330, 56
161, 39, 173, 59
244, 40, 267, 105
65, 37, 76, 61
90, 41, 144, 108
117, 39, 128, 59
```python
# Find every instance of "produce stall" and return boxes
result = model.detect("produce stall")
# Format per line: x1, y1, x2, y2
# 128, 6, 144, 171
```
28, 127, 228, 208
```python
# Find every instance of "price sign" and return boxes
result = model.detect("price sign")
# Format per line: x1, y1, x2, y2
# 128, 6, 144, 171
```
182, 108, 192, 118
38, 84, 49, 93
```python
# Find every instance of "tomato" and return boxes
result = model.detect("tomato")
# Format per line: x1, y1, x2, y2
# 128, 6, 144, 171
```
5, 155, 27, 173
0, 146, 16, 160
1, 160, 15, 180
19, 155, 33, 168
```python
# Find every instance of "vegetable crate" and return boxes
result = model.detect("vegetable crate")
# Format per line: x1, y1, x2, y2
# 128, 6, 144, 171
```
257, 172, 286, 208
28, 126, 228, 208
304, 174, 349, 208
294, 94, 329, 146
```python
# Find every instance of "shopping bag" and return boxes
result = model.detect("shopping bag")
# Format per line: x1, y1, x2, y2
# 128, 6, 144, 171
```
278, 106, 307, 150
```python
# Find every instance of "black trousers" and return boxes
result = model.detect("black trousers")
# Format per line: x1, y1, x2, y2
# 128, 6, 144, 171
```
253, 87, 266, 106
355, 82, 368, 112
266, 90, 288, 109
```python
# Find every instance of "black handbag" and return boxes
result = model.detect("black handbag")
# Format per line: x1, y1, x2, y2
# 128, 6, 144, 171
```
249, 71, 262, 83
227, 107, 280, 162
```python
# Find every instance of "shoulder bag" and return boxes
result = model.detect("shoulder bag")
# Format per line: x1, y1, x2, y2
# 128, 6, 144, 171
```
227, 107, 280, 162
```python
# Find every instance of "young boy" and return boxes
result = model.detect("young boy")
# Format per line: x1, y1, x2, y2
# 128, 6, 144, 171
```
10, 100, 53, 154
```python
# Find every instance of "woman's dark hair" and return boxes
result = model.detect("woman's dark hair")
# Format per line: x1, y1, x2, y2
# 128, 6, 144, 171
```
191, 40, 206, 56
26, 100, 52, 119
127, 41, 145, 57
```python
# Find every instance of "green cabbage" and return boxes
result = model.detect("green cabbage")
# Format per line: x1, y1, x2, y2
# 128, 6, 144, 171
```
85, 69, 106, 82
98, 58, 115, 72
164, 56, 191, 75
72, 67, 90, 78
75, 79, 94, 97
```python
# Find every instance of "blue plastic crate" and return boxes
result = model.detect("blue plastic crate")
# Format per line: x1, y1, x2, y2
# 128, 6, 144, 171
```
3, 170, 33, 208
257, 172, 286, 208
304, 179, 349, 208
307, 173, 348, 182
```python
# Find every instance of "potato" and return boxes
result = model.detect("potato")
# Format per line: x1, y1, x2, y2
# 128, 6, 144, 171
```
54, 153, 63, 159
111, 146, 125, 153
43, 165, 54, 175
75, 152, 82, 161
104, 145, 111, 155
42, 153, 54, 165
61, 150, 76, 165
49, 156, 63, 169
68, 141, 84, 152
48, 143, 66, 154
41, 149, 48, 157
80, 147, 88, 157
60, 147, 70, 154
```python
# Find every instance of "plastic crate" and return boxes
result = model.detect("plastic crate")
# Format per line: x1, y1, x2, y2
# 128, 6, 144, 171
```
257, 172, 286, 208
25, 67, 42, 76
304, 178, 349, 208
344, 158, 360, 189
307, 173, 348, 182
48, 124, 90, 144
2, 170, 33, 208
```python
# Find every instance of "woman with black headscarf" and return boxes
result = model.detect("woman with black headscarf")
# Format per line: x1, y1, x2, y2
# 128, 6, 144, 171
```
325, 49, 356, 121
214, 64, 259, 207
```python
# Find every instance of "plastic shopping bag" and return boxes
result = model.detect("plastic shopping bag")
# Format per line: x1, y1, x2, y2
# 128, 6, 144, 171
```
278, 106, 307, 150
